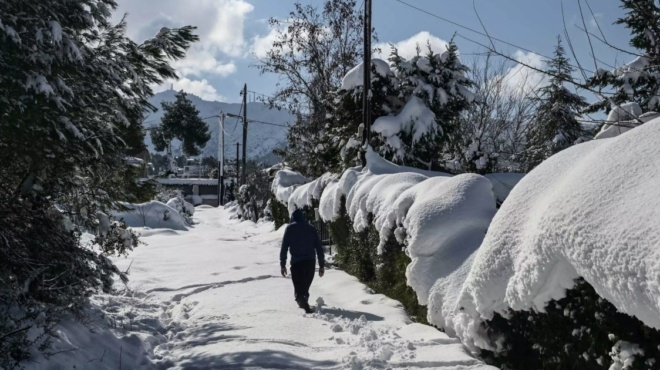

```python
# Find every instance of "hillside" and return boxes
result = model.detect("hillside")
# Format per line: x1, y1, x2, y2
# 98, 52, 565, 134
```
145, 90, 293, 163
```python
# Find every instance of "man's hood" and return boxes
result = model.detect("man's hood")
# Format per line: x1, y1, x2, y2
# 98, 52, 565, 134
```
290, 209, 306, 223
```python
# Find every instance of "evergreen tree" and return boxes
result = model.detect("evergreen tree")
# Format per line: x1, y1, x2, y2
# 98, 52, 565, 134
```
151, 91, 211, 159
587, 0, 660, 115
378, 41, 474, 171
522, 37, 587, 172
321, 59, 402, 171
0, 0, 197, 364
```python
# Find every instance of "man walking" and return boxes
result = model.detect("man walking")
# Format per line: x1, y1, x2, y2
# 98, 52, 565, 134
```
280, 209, 325, 313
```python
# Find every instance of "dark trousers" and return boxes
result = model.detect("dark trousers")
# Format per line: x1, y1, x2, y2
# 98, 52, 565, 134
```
290, 259, 316, 303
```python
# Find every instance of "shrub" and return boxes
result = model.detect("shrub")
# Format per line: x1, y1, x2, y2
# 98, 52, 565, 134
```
0, 202, 135, 368
325, 196, 428, 324
270, 195, 290, 229
480, 277, 660, 370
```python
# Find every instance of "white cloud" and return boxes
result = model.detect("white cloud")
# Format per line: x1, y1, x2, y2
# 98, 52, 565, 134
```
250, 23, 321, 59
172, 48, 237, 77
375, 31, 450, 60
154, 78, 226, 102
501, 50, 547, 96
115, 0, 252, 79
251, 28, 280, 59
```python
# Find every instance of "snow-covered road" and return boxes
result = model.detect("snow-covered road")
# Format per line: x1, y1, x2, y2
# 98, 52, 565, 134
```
40, 206, 496, 369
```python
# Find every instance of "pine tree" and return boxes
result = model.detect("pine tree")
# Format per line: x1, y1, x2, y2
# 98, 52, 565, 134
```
321, 59, 402, 171
587, 0, 660, 115
0, 0, 197, 364
377, 40, 474, 171
522, 37, 587, 172
151, 91, 211, 160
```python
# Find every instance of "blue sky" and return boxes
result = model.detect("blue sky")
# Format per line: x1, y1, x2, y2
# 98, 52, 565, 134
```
115, 0, 636, 104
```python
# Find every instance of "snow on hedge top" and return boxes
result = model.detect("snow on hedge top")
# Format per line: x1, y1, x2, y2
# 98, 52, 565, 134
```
319, 149, 450, 222
341, 58, 392, 90
458, 117, 660, 333
398, 175, 497, 305
287, 172, 338, 214
271, 169, 309, 205
371, 96, 436, 157
364, 147, 450, 177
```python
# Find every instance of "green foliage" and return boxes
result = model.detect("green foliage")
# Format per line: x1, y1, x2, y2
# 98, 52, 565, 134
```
236, 161, 272, 221
114, 164, 158, 203
384, 40, 474, 171
587, 0, 660, 114
325, 196, 427, 324
0, 0, 197, 365
522, 37, 587, 172
480, 278, 660, 370
321, 62, 401, 172
374, 231, 428, 324
270, 196, 290, 229
151, 91, 211, 157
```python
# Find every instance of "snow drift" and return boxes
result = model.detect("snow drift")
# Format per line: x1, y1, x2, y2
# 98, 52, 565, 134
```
451, 116, 660, 350
113, 201, 188, 230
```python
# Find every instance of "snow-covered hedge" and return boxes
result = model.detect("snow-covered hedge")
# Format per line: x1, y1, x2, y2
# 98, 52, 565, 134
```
452, 116, 660, 339
271, 120, 660, 368
271, 169, 309, 206
271, 148, 508, 325
428, 117, 660, 368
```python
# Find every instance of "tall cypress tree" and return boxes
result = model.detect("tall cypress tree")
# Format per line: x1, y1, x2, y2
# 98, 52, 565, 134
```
522, 37, 587, 172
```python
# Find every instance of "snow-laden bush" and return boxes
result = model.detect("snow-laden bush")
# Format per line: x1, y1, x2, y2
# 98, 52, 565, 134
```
445, 117, 660, 368
236, 162, 276, 222
153, 189, 194, 225
0, 206, 137, 368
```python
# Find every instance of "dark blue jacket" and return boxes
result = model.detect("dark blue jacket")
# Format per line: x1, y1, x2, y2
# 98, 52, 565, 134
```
280, 210, 325, 268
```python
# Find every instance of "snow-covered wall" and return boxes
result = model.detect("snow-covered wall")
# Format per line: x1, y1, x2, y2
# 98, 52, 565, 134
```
448, 117, 660, 350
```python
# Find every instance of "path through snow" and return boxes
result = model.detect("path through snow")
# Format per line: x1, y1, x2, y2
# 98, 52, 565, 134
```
36, 206, 495, 369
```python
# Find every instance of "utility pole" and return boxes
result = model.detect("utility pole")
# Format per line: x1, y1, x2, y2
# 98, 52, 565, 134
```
241, 83, 248, 185
235, 142, 240, 187
360, 0, 372, 168
218, 114, 225, 206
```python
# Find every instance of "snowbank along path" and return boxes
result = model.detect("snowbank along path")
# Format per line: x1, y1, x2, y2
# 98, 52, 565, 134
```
85, 206, 495, 369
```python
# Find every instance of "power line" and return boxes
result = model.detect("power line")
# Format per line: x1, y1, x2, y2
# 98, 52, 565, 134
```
391, 0, 593, 74
247, 89, 274, 100
249, 119, 289, 128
